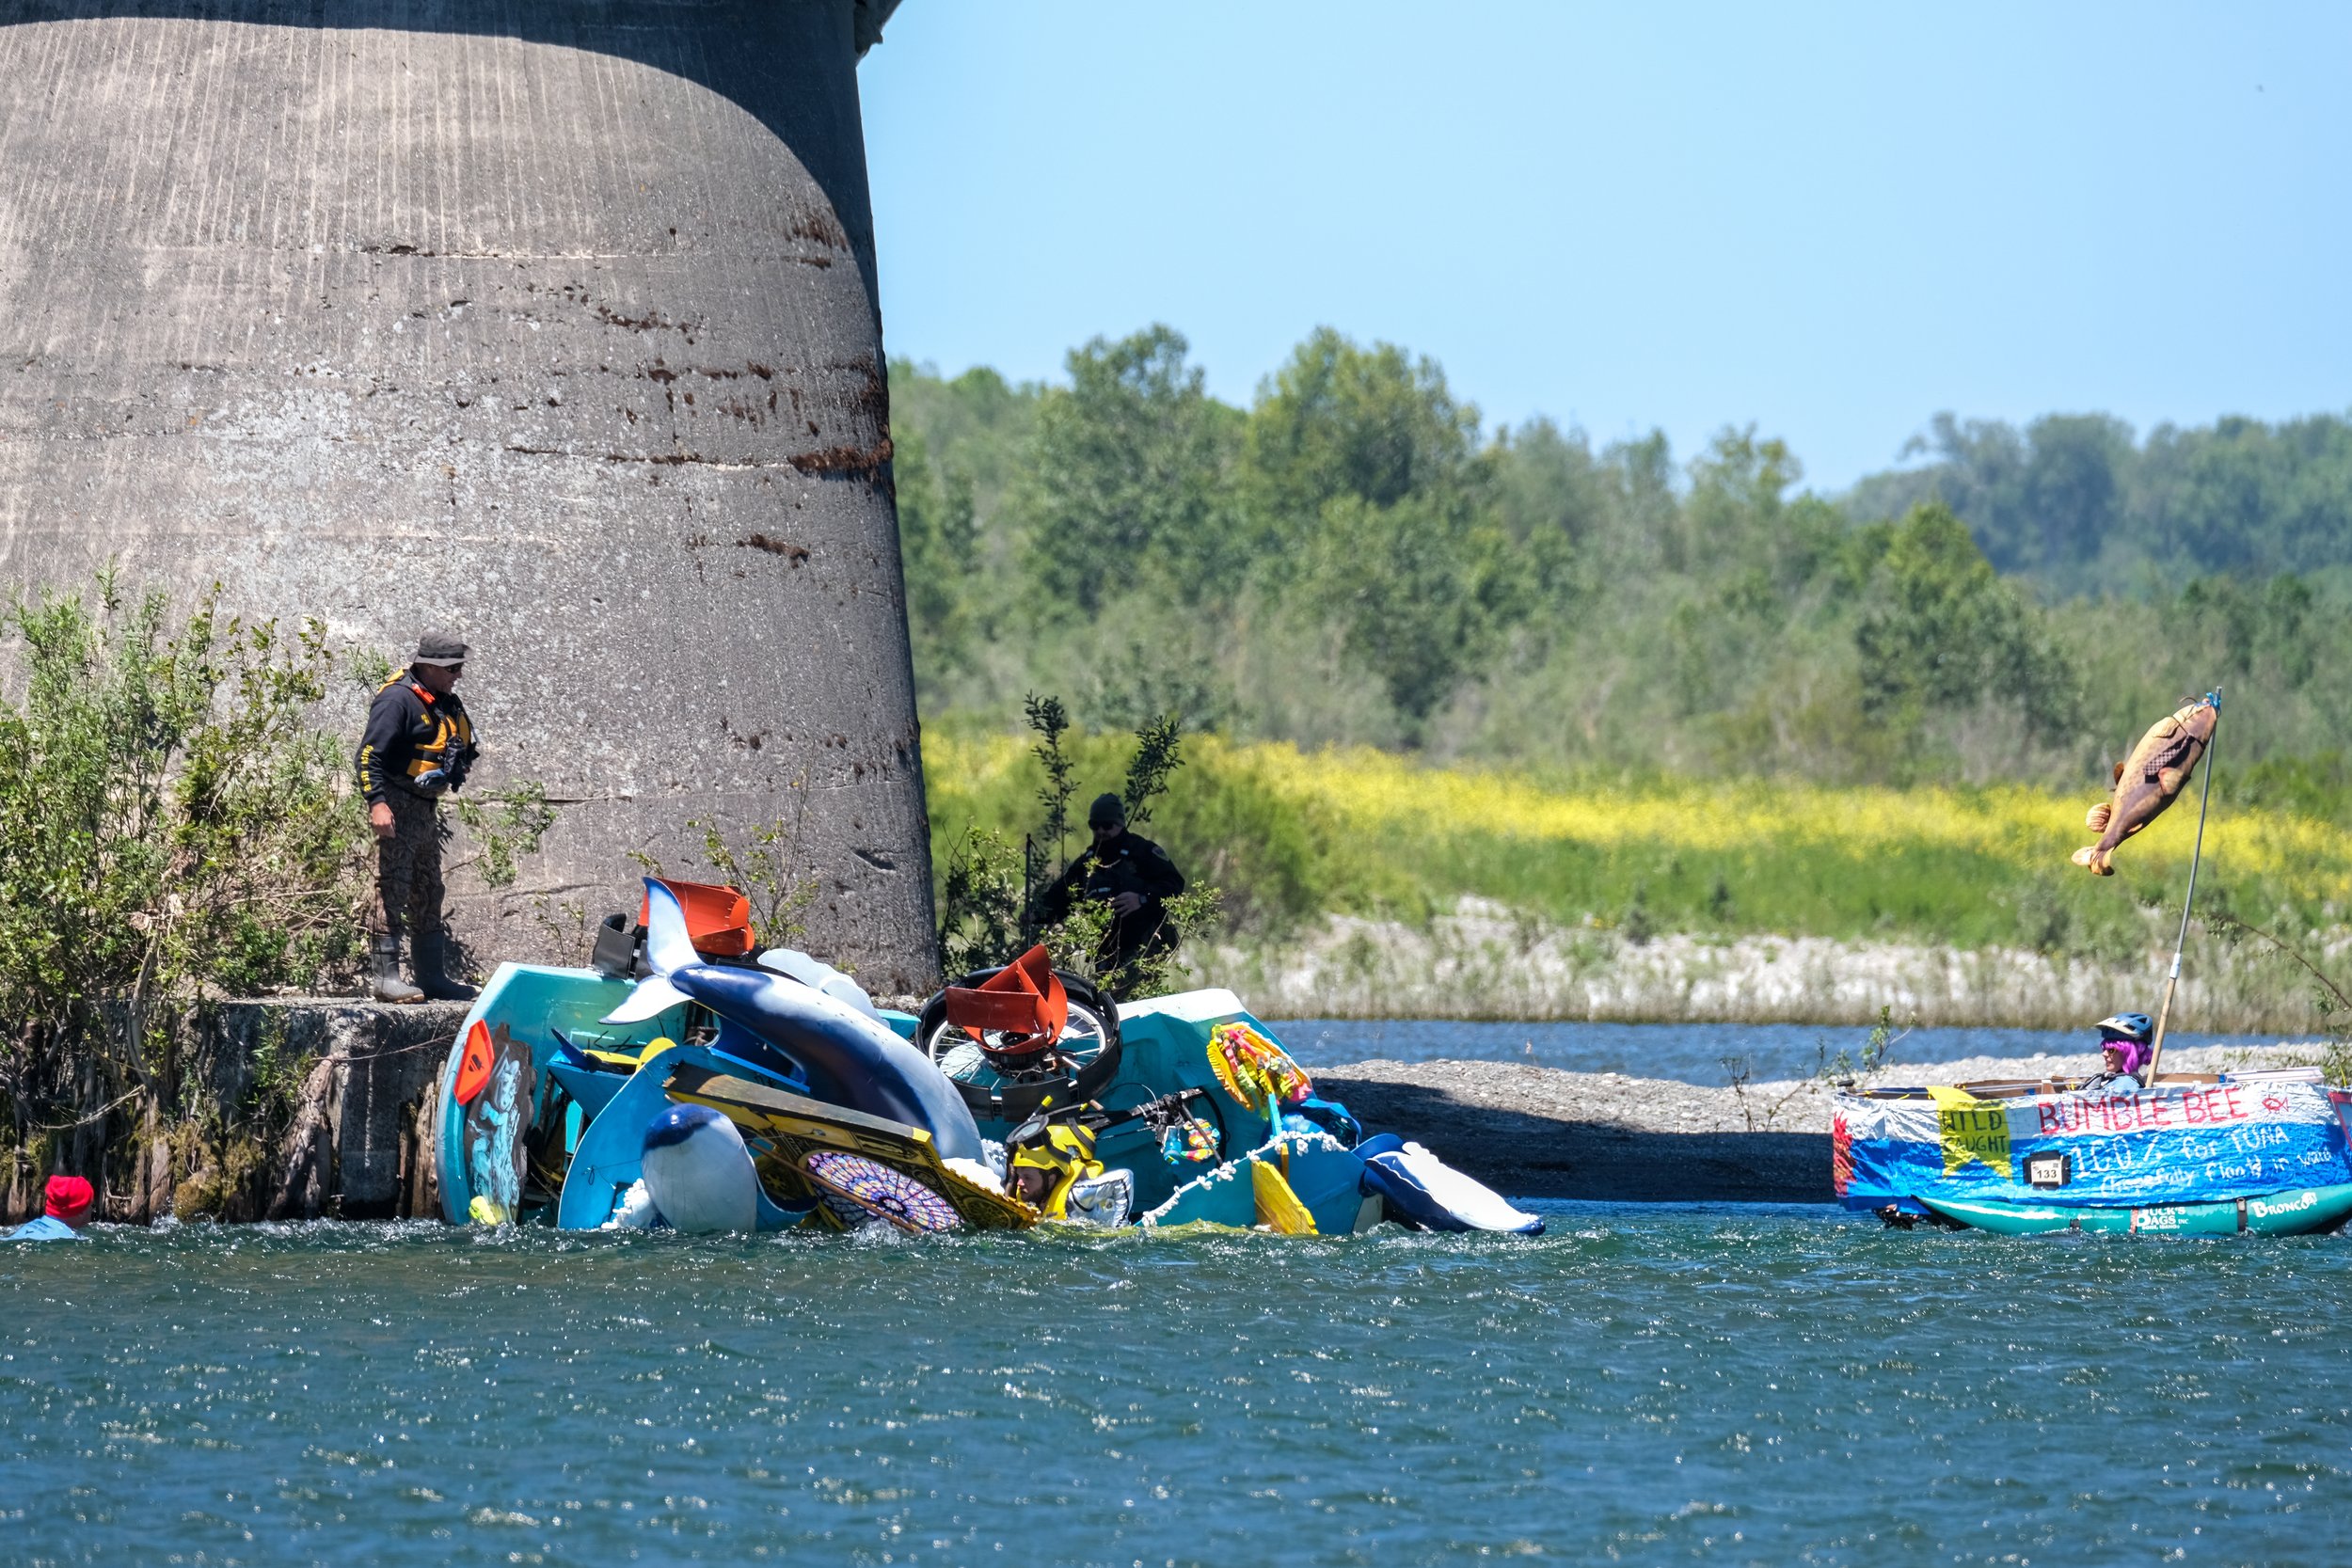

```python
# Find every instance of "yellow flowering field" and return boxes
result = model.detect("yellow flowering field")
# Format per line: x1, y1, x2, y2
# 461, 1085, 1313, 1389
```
924, 729, 2352, 947
1231, 740, 2352, 894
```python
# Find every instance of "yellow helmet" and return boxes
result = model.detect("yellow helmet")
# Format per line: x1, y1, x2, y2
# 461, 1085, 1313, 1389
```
1008, 1121, 1104, 1217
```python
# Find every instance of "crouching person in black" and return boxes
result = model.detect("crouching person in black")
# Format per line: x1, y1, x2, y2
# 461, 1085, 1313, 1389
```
1041, 793, 1185, 993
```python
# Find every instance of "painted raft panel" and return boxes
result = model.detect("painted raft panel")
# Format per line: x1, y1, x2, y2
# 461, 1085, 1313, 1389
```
1835, 1082, 2352, 1212
437, 963, 676, 1225
1140, 1133, 1365, 1232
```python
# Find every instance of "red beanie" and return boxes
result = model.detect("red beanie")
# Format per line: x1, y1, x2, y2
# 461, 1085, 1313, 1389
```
43, 1175, 94, 1223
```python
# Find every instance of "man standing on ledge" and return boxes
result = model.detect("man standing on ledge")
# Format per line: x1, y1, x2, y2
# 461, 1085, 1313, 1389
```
1041, 793, 1186, 992
356, 633, 482, 1004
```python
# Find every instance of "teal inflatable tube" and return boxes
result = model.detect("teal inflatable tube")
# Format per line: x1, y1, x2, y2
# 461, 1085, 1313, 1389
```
1920, 1182, 2352, 1236
438, 963, 653, 1225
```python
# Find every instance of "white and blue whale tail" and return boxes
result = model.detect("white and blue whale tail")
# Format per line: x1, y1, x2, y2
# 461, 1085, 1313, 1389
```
1358, 1136, 1544, 1235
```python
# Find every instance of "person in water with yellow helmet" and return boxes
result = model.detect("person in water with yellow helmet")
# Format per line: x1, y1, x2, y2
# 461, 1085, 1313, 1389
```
1007, 1118, 1134, 1226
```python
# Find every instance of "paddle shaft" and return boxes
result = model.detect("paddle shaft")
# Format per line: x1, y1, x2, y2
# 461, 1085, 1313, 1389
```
2146, 689, 2220, 1083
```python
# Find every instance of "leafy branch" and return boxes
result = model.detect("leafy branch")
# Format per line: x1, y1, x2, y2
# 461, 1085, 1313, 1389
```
686, 790, 822, 949
1120, 712, 1184, 827
2205, 911, 2352, 1069
935, 703, 1222, 997
628, 782, 825, 952
1023, 691, 1075, 897
451, 782, 555, 890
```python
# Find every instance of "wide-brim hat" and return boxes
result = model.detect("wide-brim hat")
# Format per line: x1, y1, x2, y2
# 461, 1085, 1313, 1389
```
412, 632, 469, 668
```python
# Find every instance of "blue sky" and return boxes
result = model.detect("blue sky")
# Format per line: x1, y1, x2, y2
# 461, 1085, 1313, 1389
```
859, 3, 2350, 492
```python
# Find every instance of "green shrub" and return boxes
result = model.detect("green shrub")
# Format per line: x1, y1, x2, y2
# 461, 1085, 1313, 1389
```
932, 703, 1225, 996
0, 574, 370, 1131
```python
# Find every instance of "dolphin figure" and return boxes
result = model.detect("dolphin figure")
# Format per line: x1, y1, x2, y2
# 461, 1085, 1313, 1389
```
640, 1103, 759, 1233
601, 879, 983, 1162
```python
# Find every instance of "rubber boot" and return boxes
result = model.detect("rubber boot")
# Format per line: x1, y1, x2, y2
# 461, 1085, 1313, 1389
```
371, 937, 424, 1004
415, 932, 479, 1004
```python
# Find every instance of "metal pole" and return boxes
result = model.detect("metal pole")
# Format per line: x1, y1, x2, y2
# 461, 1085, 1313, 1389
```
1022, 833, 1036, 944
2145, 689, 2220, 1084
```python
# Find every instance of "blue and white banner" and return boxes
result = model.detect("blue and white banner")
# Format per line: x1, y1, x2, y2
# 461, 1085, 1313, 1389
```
1835, 1080, 2352, 1210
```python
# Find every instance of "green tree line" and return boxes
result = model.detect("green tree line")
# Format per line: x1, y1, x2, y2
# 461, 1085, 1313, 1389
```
1849, 410, 2352, 594
892, 325, 2352, 806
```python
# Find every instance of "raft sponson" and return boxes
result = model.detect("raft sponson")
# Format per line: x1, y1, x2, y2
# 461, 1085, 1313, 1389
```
1919, 1182, 2352, 1237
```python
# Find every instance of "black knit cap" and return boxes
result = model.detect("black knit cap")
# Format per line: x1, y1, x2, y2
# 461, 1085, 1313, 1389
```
1088, 792, 1125, 829
412, 632, 469, 668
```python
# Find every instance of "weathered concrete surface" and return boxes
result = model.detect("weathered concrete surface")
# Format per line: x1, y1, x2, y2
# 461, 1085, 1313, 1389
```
0, 2, 938, 990
274, 998, 469, 1220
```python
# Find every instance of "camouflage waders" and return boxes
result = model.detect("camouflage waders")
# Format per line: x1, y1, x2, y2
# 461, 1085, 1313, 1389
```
369, 788, 456, 1000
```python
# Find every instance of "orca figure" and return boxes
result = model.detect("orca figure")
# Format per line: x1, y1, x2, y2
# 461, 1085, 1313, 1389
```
602, 880, 983, 1163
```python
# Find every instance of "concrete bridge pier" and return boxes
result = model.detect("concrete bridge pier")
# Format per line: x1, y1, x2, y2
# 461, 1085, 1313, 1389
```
0, 0, 936, 990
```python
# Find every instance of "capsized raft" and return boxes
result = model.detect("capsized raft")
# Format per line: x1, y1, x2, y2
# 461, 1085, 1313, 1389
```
434, 878, 1542, 1238
1835, 1074, 2352, 1236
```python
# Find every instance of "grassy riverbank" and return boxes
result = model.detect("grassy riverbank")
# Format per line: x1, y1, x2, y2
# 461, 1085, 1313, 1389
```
924, 726, 2352, 1026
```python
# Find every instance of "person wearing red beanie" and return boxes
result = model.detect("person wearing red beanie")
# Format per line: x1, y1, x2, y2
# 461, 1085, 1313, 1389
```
7, 1175, 94, 1242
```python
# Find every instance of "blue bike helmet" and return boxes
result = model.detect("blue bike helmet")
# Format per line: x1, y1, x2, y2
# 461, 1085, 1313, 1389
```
2095, 1012, 2153, 1045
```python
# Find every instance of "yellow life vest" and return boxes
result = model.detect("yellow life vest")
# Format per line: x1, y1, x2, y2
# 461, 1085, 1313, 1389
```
380, 674, 474, 786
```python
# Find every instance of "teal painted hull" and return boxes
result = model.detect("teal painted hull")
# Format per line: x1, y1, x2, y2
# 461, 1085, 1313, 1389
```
1137, 1133, 1376, 1234
437, 963, 681, 1226
1919, 1182, 2352, 1237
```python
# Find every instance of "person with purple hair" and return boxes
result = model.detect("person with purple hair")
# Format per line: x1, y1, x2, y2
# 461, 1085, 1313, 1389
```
2084, 1012, 2154, 1091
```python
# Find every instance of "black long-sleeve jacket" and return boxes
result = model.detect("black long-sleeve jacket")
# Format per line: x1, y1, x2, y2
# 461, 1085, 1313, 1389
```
1041, 830, 1185, 921
356, 672, 478, 804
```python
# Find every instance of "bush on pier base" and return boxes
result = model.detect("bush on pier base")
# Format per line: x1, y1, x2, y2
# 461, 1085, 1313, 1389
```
0, 574, 372, 1219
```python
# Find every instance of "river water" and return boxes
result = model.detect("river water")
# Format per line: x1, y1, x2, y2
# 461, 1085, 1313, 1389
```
8, 1212, 2347, 1565
1271, 1019, 2287, 1085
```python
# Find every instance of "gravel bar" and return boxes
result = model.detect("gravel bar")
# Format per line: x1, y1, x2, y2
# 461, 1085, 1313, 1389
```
1317, 1044, 2331, 1206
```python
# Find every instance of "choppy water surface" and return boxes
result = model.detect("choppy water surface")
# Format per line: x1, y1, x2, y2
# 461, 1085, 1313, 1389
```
1274, 1019, 2283, 1084
7, 1213, 2348, 1565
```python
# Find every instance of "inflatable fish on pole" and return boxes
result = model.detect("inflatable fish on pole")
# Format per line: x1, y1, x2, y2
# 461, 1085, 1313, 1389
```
2073, 693, 2218, 876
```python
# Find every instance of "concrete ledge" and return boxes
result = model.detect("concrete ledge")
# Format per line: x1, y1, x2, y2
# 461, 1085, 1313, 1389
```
274, 999, 472, 1220
4, 999, 469, 1226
